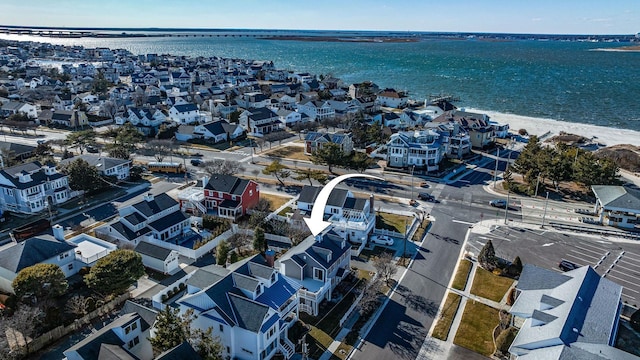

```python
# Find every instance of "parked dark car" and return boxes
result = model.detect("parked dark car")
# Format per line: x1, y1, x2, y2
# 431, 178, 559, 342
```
489, 199, 507, 208
190, 159, 203, 166
418, 192, 435, 201
559, 259, 578, 272
86, 145, 99, 153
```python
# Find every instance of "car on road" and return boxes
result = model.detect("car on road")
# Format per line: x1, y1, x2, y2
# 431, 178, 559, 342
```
86, 145, 99, 153
37, 139, 46, 145
190, 159, 203, 166
558, 259, 578, 272
419, 182, 430, 188
489, 199, 507, 208
370, 235, 394, 246
418, 192, 435, 202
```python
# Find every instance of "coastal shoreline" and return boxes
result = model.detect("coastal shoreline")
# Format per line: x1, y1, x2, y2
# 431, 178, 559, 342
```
467, 108, 640, 147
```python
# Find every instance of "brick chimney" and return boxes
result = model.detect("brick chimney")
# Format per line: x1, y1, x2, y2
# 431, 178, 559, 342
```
265, 249, 275, 268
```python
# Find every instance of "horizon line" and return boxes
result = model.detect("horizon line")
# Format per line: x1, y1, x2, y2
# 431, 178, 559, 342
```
0, 24, 635, 37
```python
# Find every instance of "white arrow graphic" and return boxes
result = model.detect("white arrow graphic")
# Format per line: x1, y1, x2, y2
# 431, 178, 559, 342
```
304, 173, 384, 236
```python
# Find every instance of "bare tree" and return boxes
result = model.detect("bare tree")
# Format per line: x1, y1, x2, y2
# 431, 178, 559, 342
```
202, 159, 245, 176
358, 277, 382, 315
372, 252, 398, 285
102, 100, 118, 120
65, 295, 89, 317
0, 305, 41, 358
146, 139, 177, 162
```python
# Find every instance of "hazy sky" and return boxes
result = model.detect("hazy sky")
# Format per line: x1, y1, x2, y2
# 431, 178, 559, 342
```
1, 0, 638, 35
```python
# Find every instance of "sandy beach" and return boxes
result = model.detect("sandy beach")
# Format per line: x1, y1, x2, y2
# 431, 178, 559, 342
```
467, 108, 640, 148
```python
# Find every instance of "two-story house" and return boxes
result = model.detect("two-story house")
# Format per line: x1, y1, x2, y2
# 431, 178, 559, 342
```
239, 107, 281, 136
95, 193, 191, 247
297, 186, 375, 244
0, 225, 116, 294
115, 107, 167, 135
434, 110, 495, 149
50, 110, 89, 128
64, 312, 153, 360
296, 99, 335, 121
376, 88, 409, 108
278, 231, 351, 316
169, 103, 202, 125
386, 130, 446, 171
304, 132, 354, 155
175, 255, 300, 360
184, 174, 260, 220
0, 161, 71, 214
60, 154, 131, 181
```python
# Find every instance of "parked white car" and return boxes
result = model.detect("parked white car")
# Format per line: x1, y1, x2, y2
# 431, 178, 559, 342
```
370, 235, 394, 246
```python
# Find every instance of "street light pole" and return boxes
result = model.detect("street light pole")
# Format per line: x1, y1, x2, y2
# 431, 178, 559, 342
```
504, 189, 511, 225
541, 191, 550, 228
410, 165, 415, 201
493, 147, 500, 188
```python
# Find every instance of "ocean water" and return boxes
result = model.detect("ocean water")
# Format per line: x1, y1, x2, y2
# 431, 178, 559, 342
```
2, 33, 640, 131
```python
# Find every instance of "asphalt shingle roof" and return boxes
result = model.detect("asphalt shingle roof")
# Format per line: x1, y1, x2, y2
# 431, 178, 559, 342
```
204, 174, 250, 196
134, 241, 173, 260
147, 211, 188, 232
0, 235, 76, 273
592, 185, 640, 211
131, 193, 178, 218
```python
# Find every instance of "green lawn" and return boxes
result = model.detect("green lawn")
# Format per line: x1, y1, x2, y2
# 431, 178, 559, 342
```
376, 212, 412, 234
432, 293, 462, 340
451, 260, 473, 291
470, 267, 515, 302
453, 301, 500, 356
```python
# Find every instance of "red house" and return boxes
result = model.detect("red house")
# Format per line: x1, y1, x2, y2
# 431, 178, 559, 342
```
203, 174, 259, 220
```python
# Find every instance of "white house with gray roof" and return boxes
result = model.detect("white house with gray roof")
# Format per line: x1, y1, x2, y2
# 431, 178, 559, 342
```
297, 185, 375, 245
592, 185, 640, 230
508, 264, 633, 360
0, 161, 72, 214
386, 130, 446, 171
174, 255, 300, 360
60, 154, 131, 181
95, 193, 191, 247
134, 241, 179, 275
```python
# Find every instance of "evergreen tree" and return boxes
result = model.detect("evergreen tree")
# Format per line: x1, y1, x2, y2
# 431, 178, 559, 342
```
262, 160, 290, 187
293, 168, 328, 185
12, 263, 68, 302
62, 158, 105, 194
216, 240, 229, 266
478, 240, 498, 271
84, 249, 144, 295
253, 227, 266, 253
150, 306, 188, 352
310, 142, 347, 173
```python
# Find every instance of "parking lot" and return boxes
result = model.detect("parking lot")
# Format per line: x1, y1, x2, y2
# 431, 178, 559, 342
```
467, 222, 640, 307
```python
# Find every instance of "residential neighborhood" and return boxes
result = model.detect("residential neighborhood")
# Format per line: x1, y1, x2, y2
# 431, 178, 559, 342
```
0, 36, 639, 360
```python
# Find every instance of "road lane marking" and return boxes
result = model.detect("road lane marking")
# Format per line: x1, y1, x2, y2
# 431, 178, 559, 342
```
452, 220, 475, 225
573, 245, 603, 256
568, 249, 600, 261
605, 275, 640, 292
542, 243, 554, 247
611, 263, 640, 274
622, 293, 636, 301
618, 259, 640, 270
563, 253, 586, 266
575, 242, 607, 252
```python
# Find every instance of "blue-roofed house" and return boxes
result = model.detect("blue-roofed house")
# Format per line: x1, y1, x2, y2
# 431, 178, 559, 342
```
277, 231, 351, 316
508, 264, 633, 360
174, 255, 299, 360
304, 131, 354, 155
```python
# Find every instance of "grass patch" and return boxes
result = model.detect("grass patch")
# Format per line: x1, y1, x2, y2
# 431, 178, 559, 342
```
470, 267, 515, 302
266, 146, 310, 161
432, 293, 462, 340
412, 219, 431, 242
260, 193, 292, 211
452, 260, 473, 291
358, 247, 395, 263
278, 206, 293, 216
376, 212, 412, 234
316, 291, 358, 337
453, 301, 500, 356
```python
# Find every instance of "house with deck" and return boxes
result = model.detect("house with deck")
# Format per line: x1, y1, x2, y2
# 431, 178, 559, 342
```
60, 154, 131, 181
174, 255, 300, 359
0, 161, 72, 214
386, 130, 446, 171
278, 231, 351, 316
239, 107, 281, 136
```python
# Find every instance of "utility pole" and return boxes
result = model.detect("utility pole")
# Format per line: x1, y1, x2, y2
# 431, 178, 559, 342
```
493, 147, 500, 188
534, 174, 541, 197
504, 189, 511, 225
541, 191, 550, 228
410, 165, 415, 201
